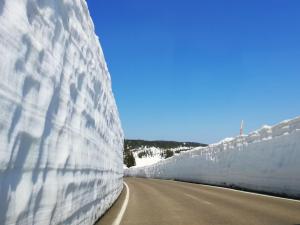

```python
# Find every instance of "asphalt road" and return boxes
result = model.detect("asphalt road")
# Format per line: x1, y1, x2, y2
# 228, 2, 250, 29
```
97, 177, 300, 225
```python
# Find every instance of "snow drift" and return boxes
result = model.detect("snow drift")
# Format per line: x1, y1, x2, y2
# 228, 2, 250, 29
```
0, 0, 123, 225
126, 117, 300, 198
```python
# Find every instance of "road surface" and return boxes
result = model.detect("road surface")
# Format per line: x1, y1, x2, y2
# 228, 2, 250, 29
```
97, 177, 300, 225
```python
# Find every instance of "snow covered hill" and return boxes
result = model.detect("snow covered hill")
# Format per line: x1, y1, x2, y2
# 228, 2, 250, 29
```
124, 140, 207, 168
133, 146, 189, 167
0, 1, 123, 225
126, 117, 300, 198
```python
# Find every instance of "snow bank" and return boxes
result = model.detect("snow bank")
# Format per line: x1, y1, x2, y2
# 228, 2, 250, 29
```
0, 1, 123, 225
126, 117, 300, 198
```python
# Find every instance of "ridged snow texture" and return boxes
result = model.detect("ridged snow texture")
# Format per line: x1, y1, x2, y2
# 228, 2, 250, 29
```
126, 117, 300, 198
0, 0, 124, 225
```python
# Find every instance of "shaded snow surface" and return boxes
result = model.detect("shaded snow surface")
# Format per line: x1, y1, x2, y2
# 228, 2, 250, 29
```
0, 0, 123, 224
126, 117, 300, 198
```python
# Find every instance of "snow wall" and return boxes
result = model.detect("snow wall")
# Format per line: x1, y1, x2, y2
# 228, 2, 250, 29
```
0, 1, 124, 225
126, 117, 300, 198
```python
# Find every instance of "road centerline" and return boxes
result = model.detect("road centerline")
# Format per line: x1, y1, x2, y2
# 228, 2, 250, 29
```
184, 193, 213, 205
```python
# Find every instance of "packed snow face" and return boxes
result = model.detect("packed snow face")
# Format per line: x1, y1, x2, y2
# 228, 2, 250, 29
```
0, 1, 124, 225
126, 117, 300, 198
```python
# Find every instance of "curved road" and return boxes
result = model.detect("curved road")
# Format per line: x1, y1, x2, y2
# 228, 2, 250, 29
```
97, 177, 300, 225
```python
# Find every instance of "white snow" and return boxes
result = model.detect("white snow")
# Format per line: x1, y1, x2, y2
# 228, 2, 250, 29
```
126, 117, 300, 198
132, 147, 164, 167
0, 1, 123, 225
131, 146, 192, 167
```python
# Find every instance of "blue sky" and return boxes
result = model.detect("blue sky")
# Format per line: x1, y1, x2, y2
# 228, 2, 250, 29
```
86, 0, 300, 144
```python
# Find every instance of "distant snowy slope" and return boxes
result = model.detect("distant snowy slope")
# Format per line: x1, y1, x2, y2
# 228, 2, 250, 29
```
126, 117, 300, 198
124, 140, 207, 167
0, 1, 123, 225
132, 146, 198, 167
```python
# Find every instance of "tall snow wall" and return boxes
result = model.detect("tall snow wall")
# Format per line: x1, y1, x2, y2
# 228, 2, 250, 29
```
126, 117, 300, 198
0, 1, 124, 225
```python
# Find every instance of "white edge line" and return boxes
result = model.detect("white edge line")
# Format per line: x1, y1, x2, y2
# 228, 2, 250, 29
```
112, 182, 130, 225
196, 182, 300, 203
164, 179, 300, 203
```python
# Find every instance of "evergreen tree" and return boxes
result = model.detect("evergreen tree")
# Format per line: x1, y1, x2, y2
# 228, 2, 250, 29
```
124, 151, 136, 167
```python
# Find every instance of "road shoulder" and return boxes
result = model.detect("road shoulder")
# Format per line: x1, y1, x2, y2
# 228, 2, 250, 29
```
96, 184, 127, 225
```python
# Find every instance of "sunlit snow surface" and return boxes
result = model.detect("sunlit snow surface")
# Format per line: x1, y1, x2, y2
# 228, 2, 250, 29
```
0, 0, 123, 224
132, 146, 192, 167
126, 117, 300, 198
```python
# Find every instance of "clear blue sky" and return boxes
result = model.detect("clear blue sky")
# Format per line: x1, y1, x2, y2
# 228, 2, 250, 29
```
86, 0, 300, 144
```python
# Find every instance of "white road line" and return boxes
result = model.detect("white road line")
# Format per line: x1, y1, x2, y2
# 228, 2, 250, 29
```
112, 182, 130, 225
184, 193, 213, 205
163, 179, 300, 203
198, 183, 300, 203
